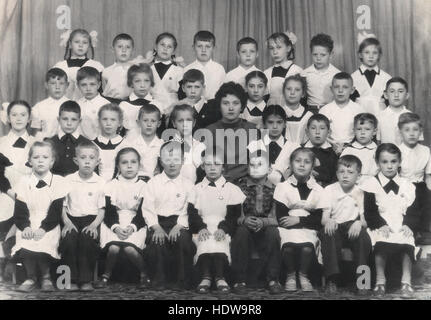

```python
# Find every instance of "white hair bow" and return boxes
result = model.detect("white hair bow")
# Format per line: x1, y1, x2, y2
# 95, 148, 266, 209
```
89, 30, 98, 48
284, 30, 297, 45
357, 31, 377, 46
59, 29, 72, 47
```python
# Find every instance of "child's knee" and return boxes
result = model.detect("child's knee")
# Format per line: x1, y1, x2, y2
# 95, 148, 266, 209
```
123, 246, 139, 256
108, 244, 121, 254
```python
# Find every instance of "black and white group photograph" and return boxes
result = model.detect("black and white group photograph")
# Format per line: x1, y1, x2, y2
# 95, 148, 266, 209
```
0, 0, 430, 308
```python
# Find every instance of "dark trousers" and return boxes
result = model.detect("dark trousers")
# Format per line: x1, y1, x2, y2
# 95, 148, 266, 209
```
59, 215, 99, 284
145, 227, 195, 287
19, 249, 51, 281
197, 253, 228, 280
319, 221, 372, 279
231, 225, 281, 283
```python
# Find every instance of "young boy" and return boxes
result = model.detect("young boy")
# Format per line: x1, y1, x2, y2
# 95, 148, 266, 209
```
234, 152, 282, 295
303, 114, 338, 187
341, 113, 379, 182
184, 31, 226, 100
102, 33, 135, 102
31, 68, 69, 140
49, 101, 92, 176
76, 66, 110, 140
225, 37, 260, 89
319, 72, 364, 154
60, 141, 105, 291
179, 69, 221, 130
301, 34, 341, 113
205, 82, 259, 183
123, 104, 164, 180
119, 63, 166, 138
142, 141, 195, 289
377, 77, 422, 145
320, 155, 372, 295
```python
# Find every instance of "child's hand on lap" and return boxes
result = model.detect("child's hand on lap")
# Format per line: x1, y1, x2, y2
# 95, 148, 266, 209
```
82, 224, 98, 240
348, 221, 362, 239
253, 218, 264, 232
324, 219, 338, 236
22, 227, 34, 240
283, 216, 300, 227
168, 224, 183, 243
33, 228, 46, 241
114, 227, 129, 241
213, 229, 226, 241
378, 225, 392, 238
400, 225, 413, 238
198, 228, 211, 242
125, 225, 135, 236
152, 225, 167, 245
62, 221, 78, 238
244, 216, 258, 230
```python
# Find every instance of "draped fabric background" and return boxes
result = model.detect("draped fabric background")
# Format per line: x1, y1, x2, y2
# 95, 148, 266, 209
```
0, 0, 430, 141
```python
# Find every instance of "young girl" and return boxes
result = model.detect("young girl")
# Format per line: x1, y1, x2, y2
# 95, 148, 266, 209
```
241, 71, 268, 128
54, 29, 104, 100
96, 148, 149, 288
12, 141, 67, 292
189, 149, 245, 293
351, 36, 391, 116
167, 104, 206, 183
264, 32, 303, 106
274, 148, 324, 292
93, 104, 125, 181
149, 33, 185, 109
0, 101, 34, 184
363, 144, 421, 297
282, 75, 313, 144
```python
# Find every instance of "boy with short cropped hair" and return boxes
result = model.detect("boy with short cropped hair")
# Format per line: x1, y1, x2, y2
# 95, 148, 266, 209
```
184, 31, 226, 100
60, 141, 105, 292
49, 101, 92, 176
301, 34, 341, 113
377, 77, 421, 145
77, 66, 110, 140
225, 37, 260, 89
31, 68, 69, 140
319, 72, 364, 154
179, 69, 221, 129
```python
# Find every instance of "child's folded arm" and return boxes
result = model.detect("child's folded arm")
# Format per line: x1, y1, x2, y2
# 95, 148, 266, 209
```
188, 202, 207, 234
40, 197, 64, 232
297, 208, 323, 230
261, 205, 278, 227
14, 198, 31, 231
363, 191, 387, 230
130, 198, 146, 232
275, 200, 289, 222
104, 196, 120, 231
217, 204, 241, 236
403, 189, 423, 234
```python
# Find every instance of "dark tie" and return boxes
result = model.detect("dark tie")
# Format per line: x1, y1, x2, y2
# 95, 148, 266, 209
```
129, 98, 150, 106
248, 106, 263, 117
12, 137, 27, 148
36, 180, 48, 189
154, 62, 172, 79
61, 133, 75, 143
383, 179, 399, 194
271, 66, 289, 78
294, 182, 312, 200
67, 58, 89, 68
268, 141, 282, 164
364, 69, 377, 87
208, 181, 216, 187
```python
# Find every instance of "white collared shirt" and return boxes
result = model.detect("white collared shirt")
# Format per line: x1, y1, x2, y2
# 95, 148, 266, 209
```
319, 100, 364, 144
31, 96, 68, 139
321, 182, 364, 224
122, 134, 163, 178
264, 62, 303, 105
240, 100, 267, 128
77, 94, 110, 140
283, 105, 313, 144
341, 141, 378, 177
64, 172, 106, 217
193, 98, 207, 114
303, 140, 333, 149
57, 129, 81, 140
184, 59, 226, 100
150, 61, 183, 107
377, 106, 423, 144
301, 64, 341, 106
0, 131, 34, 176
225, 65, 260, 89
102, 62, 133, 99
142, 171, 195, 228
94, 135, 125, 181
399, 143, 431, 183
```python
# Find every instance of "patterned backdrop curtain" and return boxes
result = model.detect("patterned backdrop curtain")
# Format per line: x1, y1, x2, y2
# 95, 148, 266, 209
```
0, 0, 430, 140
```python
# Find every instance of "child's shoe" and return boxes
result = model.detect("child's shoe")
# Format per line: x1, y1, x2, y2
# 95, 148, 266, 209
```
215, 278, 230, 294
232, 282, 247, 294
41, 278, 55, 292
196, 278, 211, 294
299, 273, 313, 292
284, 274, 297, 292
94, 276, 109, 289
17, 279, 36, 292
373, 284, 386, 297
325, 280, 338, 295
65, 283, 80, 291
268, 281, 282, 295
80, 282, 94, 292
139, 274, 152, 289
400, 283, 414, 298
